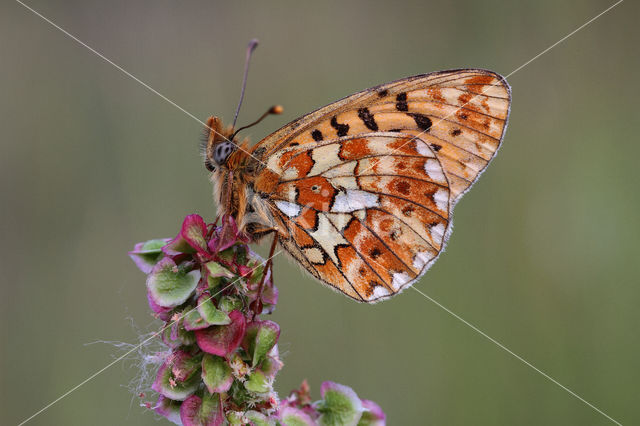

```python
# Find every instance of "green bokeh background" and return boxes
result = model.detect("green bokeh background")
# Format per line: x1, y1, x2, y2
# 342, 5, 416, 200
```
2, 1, 638, 425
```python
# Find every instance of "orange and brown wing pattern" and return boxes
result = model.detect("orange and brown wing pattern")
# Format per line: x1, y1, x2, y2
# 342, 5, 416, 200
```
267, 133, 451, 302
256, 69, 510, 204
248, 69, 510, 302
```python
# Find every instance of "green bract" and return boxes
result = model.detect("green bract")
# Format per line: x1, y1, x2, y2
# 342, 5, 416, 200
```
244, 321, 280, 367
201, 354, 233, 394
244, 369, 270, 394
280, 407, 316, 426
197, 295, 231, 325
317, 382, 365, 426
146, 258, 200, 308
245, 410, 274, 426
205, 261, 235, 279
218, 296, 243, 313
181, 393, 224, 426
128, 238, 169, 273
152, 360, 200, 401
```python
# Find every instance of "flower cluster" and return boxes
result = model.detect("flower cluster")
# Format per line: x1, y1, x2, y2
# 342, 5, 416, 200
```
129, 214, 385, 425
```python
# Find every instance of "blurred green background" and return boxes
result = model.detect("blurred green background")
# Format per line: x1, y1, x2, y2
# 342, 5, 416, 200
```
2, 1, 638, 424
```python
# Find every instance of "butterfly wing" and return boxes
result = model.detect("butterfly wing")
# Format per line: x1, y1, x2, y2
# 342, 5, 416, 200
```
250, 69, 510, 302
256, 69, 510, 203
269, 133, 451, 302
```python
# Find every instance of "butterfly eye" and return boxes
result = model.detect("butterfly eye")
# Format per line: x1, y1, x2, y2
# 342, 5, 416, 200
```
213, 141, 236, 165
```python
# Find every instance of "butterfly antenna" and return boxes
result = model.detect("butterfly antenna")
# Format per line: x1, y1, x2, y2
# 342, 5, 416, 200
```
231, 105, 283, 140
232, 39, 259, 129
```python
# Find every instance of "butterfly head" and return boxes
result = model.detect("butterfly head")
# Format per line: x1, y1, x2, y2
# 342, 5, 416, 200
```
203, 116, 237, 172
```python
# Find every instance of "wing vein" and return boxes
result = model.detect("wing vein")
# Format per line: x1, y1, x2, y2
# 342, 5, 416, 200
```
375, 99, 507, 122
355, 214, 418, 275
279, 211, 365, 301
320, 212, 395, 293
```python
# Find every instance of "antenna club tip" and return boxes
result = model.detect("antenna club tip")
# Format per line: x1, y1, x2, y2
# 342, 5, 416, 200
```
248, 39, 259, 50
270, 105, 284, 115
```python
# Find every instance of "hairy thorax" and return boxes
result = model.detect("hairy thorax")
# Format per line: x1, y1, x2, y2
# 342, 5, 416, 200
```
210, 139, 282, 243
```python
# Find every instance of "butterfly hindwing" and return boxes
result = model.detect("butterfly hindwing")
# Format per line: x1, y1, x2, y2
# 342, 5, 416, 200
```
267, 133, 451, 302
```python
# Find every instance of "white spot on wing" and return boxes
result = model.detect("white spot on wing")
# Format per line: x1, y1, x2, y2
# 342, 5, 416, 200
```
391, 272, 411, 290
332, 190, 379, 213
433, 188, 448, 211
372, 285, 391, 299
275, 200, 301, 218
415, 140, 434, 157
326, 213, 352, 231
282, 167, 299, 180
412, 251, 433, 270
309, 144, 342, 176
424, 159, 446, 183
309, 214, 348, 265
266, 150, 286, 174
431, 223, 445, 242
330, 176, 358, 190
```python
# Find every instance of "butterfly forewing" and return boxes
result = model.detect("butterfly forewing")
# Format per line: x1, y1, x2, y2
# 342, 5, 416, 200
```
256, 69, 510, 204
245, 69, 510, 302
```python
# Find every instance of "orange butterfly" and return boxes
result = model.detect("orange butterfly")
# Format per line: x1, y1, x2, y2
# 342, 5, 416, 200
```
203, 45, 510, 304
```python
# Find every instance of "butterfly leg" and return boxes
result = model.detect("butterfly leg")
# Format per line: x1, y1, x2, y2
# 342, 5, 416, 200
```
251, 232, 278, 319
214, 171, 237, 249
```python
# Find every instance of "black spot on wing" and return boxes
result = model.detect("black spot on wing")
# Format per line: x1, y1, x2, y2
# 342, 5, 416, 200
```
370, 280, 384, 289
357, 107, 378, 131
369, 247, 382, 259
311, 129, 323, 141
430, 143, 442, 152
408, 113, 432, 131
396, 92, 408, 111
330, 116, 350, 137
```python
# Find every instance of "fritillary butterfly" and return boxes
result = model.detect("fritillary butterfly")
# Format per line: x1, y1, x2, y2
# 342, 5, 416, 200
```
203, 68, 511, 303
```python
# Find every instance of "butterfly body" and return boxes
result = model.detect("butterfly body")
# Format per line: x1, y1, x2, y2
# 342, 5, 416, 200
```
204, 69, 511, 303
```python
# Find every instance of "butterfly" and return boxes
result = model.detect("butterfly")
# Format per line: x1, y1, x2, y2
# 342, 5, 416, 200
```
203, 68, 511, 304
